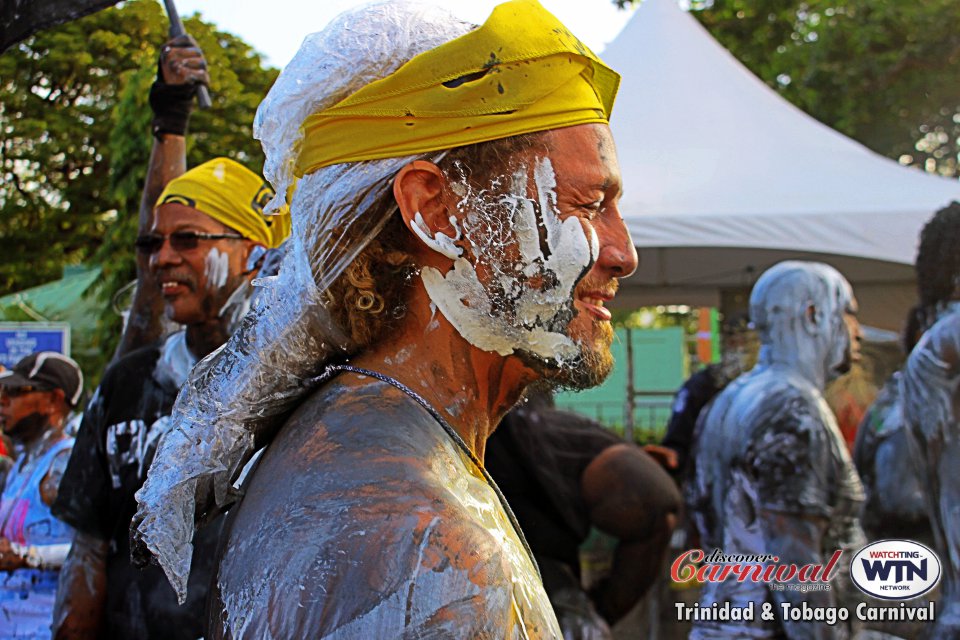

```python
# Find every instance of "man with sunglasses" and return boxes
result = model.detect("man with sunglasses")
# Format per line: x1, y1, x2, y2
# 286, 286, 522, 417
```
0, 352, 83, 638
51, 157, 289, 639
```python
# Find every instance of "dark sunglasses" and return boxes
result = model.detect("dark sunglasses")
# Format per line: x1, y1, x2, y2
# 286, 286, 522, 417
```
2, 385, 45, 398
135, 231, 245, 254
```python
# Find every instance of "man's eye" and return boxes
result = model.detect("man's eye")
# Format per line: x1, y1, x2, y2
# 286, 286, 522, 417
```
579, 201, 603, 217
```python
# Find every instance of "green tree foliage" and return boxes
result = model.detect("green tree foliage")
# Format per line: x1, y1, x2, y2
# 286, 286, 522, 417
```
616, 0, 960, 178
0, 0, 277, 382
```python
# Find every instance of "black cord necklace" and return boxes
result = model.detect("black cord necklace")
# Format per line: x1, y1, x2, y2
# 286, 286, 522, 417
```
323, 363, 541, 580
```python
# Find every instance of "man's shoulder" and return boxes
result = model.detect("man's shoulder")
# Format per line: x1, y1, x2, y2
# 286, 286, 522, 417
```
911, 311, 960, 370
732, 370, 820, 414
703, 372, 829, 460
84, 339, 170, 429
215, 377, 559, 638
98, 340, 165, 390
216, 512, 515, 638
219, 456, 518, 638
235, 376, 486, 529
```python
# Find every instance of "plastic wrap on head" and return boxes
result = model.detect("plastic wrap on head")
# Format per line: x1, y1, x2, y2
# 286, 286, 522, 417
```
133, 2, 473, 602
256, 2, 472, 222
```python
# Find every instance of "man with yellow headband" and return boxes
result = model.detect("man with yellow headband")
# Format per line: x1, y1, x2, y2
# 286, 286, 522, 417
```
50, 155, 289, 639
129, 1, 633, 638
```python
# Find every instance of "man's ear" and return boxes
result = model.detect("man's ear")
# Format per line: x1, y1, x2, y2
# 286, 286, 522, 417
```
393, 161, 462, 260
48, 388, 67, 414
802, 303, 822, 335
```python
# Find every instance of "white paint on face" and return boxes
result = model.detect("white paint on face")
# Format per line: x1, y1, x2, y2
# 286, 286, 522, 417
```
412, 212, 463, 260
205, 247, 230, 290
421, 156, 595, 362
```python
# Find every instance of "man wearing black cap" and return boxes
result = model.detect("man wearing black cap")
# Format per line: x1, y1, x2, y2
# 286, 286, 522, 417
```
0, 352, 83, 638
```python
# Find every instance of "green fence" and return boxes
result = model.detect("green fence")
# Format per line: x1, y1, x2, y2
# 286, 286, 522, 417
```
554, 327, 687, 442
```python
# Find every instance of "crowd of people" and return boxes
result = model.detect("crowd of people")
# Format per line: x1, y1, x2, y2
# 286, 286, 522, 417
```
1, 1, 958, 639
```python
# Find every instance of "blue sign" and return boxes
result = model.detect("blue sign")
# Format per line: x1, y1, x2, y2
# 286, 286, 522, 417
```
0, 322, 71, 369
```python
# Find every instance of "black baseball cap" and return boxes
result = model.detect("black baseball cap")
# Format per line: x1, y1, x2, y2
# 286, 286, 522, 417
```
0, 352, 84, 408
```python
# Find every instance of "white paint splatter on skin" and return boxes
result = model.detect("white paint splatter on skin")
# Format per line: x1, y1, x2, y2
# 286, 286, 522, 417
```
205, 247, 230, 290
393, 345, 414, 364
420, 157, 597, 362
412, 212, 463, 260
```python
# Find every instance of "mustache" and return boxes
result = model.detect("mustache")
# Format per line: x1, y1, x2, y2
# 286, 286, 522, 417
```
154, 270, 197, 290
574, 277, 619, 298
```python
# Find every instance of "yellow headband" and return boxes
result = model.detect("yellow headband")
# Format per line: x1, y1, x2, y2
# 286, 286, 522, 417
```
157, 157, 291, 248
295, 0, 620, 176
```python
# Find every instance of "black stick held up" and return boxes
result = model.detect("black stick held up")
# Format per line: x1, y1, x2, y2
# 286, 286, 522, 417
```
162, 0, 212, 109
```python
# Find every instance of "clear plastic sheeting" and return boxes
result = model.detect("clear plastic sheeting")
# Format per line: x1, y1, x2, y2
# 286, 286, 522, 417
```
133, 2, 473, 602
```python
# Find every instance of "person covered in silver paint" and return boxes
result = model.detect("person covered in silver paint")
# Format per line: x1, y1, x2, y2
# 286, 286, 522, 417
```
853, 305, 929, 542
901, 201, 960, 640
687, 261, 866, 639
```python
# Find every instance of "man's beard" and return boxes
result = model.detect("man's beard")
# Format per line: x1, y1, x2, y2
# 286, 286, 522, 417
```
517, 318, 615, 391
4, 412, 49, 441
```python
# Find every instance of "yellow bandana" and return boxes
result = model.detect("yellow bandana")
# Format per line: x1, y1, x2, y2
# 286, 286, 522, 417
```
157, 157, 291, 248
295, 0, 620, 176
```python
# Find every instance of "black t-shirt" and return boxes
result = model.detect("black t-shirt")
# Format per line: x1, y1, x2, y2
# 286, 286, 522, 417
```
661, 365, 726, 473
53, 340, 222, 640
485, 405, 623, 595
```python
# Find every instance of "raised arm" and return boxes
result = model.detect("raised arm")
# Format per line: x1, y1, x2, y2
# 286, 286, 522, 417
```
112, 34, 209, 359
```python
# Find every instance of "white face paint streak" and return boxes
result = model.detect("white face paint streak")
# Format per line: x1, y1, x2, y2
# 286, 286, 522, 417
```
204, 247, 230, 290
412, 212, 463, 260
587, 222, 600, 262
420, 156, 593, 362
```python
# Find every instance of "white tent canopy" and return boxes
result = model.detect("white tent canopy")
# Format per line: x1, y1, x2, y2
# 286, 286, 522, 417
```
602, 0, 960, 330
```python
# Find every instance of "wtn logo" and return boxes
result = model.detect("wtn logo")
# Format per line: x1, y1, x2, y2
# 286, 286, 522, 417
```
851, 540, 941, 600
861, 558, 927, 583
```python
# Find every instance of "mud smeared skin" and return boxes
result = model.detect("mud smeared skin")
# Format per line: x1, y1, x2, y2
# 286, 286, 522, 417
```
687, 262, 866, 639
902, 307, 960, 639
422, 157, 596, 362
211, 376, 560, 639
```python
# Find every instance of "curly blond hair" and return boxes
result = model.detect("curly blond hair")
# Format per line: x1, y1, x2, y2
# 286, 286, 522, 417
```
324, 211, 417, 348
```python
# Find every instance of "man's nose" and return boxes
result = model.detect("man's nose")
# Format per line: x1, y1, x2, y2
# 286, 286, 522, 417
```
595, 208, 638, 278
148, 236, 181, 270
